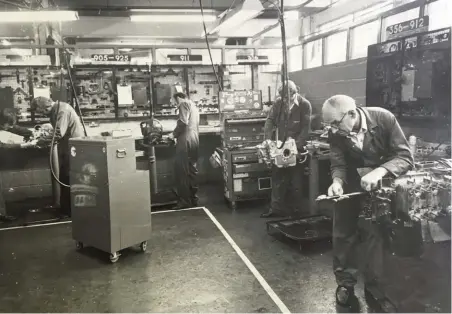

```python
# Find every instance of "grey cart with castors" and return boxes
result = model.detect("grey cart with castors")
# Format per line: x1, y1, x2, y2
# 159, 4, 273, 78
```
69, 136, 151, 263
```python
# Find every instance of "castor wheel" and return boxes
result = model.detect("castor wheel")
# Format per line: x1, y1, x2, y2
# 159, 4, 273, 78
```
110, 252, 120, 263
140, 241, 147, 252
76, 241, 83, 250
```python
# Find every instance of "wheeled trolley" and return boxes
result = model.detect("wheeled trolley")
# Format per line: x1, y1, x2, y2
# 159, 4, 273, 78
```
221, 147, 272, 210
69, 136, 152, 263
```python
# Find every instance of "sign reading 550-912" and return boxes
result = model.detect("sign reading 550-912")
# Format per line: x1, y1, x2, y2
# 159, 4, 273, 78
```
386, 16, 429, 40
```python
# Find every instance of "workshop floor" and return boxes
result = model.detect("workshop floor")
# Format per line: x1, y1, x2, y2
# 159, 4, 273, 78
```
0, 185, 376, 313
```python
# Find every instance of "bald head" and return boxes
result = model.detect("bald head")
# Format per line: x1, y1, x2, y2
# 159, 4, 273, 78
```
321, 95, 357, 124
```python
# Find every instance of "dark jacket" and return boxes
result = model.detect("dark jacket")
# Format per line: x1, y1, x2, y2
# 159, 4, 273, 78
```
329, 107, 414, 189
264, 94, 312, 149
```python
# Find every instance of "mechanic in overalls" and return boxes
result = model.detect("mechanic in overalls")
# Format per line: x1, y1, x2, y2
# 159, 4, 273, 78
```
321, 95, 413, 307
31, 96, 85, 218
261, 80, 312, 218
169, 92, 200, 209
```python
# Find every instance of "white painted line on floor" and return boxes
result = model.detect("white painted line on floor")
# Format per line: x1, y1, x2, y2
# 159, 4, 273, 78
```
202, 206, 291, 314
0, 220, 72, 231
0, 206, 204, 231
151, 207, 203, 215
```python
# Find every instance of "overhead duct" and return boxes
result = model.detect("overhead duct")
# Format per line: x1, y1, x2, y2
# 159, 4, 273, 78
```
202, 0, 265, 37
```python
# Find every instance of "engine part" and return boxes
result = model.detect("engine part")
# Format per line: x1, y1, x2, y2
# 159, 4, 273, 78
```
258, 137, 299, 168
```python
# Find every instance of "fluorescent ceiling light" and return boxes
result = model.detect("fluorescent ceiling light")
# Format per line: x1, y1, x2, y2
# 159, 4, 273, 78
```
130, 9, 217, 14
131, 14, 217, 22
0, 10, 78, 23
203, 0, 264, 36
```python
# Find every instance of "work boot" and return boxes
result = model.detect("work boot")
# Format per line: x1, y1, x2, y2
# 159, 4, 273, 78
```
260, 209, 285, 218
336, 286, 355, 306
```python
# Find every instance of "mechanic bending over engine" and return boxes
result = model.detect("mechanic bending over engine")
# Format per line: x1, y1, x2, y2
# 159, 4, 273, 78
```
31, 97, 84, 218
168, 92, 200, 209
321, 95, 414, 307
0, 108, 37, 221
261, 80, 312, 218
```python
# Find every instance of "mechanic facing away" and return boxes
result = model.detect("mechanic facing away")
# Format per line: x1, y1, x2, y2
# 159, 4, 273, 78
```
31, 97, 85, 218
261, 80, 312, 218
168, 92, 200, 209
321, 95, 414, 307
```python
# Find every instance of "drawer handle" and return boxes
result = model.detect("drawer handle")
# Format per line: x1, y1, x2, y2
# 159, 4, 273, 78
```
116, 149, 127, 158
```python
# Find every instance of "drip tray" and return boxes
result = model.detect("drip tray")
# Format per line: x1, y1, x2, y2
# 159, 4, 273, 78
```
266, 215, 333, 242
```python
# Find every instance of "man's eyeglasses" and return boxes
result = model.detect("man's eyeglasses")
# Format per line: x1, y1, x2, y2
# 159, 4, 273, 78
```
322, 111, 349, 137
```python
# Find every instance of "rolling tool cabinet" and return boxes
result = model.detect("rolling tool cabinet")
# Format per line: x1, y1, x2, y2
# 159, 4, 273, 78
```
69, 136, 151, 263
218, 90, 271, 210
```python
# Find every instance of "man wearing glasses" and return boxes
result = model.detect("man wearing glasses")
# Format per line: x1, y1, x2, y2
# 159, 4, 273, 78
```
321, 95, 414, 306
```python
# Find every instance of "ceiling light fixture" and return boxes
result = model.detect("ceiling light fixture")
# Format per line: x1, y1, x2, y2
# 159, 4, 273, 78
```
130, 14, 217, 23
130, 9, 218, 14
0, 10, 78, 23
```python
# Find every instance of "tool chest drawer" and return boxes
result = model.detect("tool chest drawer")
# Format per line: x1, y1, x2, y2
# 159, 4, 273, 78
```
233, 163, 269, 173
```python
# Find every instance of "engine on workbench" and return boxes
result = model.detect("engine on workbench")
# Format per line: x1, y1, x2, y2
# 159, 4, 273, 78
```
360, 160, 451, 313
361, 160, 451, 250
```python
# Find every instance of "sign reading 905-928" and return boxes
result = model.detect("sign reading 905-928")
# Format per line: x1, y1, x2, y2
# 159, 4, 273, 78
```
386, 16, 429, 40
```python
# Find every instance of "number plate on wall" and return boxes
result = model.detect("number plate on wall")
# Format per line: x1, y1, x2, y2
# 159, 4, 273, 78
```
90, 54, 131, 63
167, 54, 203, 64
386, 16, 429, 40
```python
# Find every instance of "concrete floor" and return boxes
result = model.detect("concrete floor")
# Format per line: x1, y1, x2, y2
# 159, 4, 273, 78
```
0, 186, 381, 313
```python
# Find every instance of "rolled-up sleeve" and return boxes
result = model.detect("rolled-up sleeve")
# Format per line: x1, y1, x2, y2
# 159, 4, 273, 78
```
329, 138, 348, 184
379, 113, 414, 177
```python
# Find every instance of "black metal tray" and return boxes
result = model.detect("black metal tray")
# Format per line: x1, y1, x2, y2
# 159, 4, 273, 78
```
266, 215, 333, 242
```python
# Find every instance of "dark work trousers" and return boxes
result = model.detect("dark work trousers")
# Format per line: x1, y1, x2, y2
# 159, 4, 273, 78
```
333, 196, 363, 288
174, 130, 199, 207
333, 172, 382, 290
270, 162, 304, 216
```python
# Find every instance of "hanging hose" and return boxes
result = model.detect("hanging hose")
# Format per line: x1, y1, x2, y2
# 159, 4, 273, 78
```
48, 47, 88, 189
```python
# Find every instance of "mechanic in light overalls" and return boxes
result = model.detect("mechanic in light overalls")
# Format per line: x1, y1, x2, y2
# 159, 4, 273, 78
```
169, 92, 200, 209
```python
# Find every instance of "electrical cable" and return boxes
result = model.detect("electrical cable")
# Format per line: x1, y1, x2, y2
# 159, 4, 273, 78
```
48, 43, 88, 189
199, 0, 223, 91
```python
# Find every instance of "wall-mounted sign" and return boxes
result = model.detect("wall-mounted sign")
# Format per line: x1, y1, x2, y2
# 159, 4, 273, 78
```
376, 40, 403, 55
386, 16, 429, 40
236, 55, 269, 65
404, 36, 418, 50
167, 54, 203, 64
90, 54, 131, 63
420, 28, 450, 47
